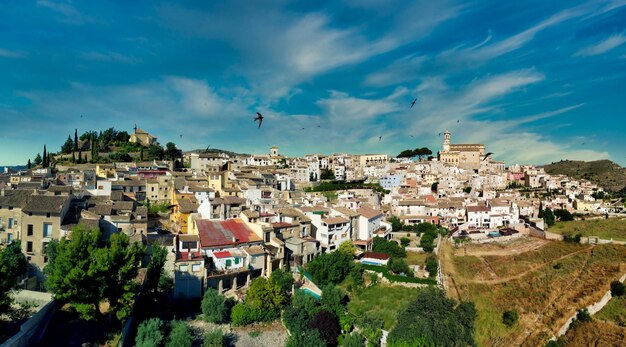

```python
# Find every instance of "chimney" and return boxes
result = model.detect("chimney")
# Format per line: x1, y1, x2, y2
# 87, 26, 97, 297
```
232, 236, 237, 243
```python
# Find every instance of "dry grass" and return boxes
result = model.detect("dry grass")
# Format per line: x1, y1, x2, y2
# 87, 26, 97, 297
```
560, 320, 626, 346
596, 295, 626, 326
406, 251, 429, 266
445, 239, 626, 347
549, 218, 626, 241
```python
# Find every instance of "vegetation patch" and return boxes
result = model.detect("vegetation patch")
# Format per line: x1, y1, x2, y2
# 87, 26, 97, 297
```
549, 218, 626, 241
347, 285, 420, 330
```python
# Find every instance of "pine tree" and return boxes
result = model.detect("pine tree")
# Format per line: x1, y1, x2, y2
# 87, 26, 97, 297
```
74, 128, 78, 152
43, 145, 47, 168
34, 153, 42, 166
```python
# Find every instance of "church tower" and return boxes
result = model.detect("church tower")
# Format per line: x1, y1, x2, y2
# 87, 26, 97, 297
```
270, 145, 278, 157
443, 130, 451, 152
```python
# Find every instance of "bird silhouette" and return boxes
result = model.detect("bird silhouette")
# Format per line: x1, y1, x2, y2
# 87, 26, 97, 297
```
205, 145, 211, 152
457, 120, 460, 123
483, 152, 493, 161
253, 112, 264, 128
317, 125, 321, 128
179, 134, 183, 138
410, 135, 414, 138
438, 133, 442, 137
301, 127, 305, 131
378, 136, 382, 141
410, 98, 417, 109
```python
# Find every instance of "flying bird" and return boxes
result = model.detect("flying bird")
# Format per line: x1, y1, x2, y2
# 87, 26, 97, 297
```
457, 120, 460, 123
301, 127, 305, 131
483, 152, 493, 161
438, 133, 442, 137
205, 145, 211, 152
379, 136, 382, 141
410, 135, 414, 138
410, 98, 417, 109
179, 134, 183, 138
253, 112, 264, 128
317, 125, 321, 128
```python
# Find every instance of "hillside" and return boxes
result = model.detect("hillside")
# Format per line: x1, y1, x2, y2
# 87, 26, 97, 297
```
185, 148, 249, 157
542, 159, 626, 192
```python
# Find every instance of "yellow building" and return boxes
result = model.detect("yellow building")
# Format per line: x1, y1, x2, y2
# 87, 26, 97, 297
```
129, 126, 157, 146
95, 164, 116, 179
170, 192, 198, 234
438, 130, 485, 170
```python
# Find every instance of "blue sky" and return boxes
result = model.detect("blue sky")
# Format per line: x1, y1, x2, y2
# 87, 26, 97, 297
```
1, 0, 626, 166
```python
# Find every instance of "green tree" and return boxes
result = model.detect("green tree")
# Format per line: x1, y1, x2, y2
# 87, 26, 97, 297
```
270, 268, 294, 294
230, 302, 257, 326
166, 320, 192, 347
320, 284, 344, 318
396, 149, 415, 159
148, 145, 164, 160
33, 153, 42, 166
338, 240, 357, 256
135, 317, 165, 347
145, 245, 168, 293
388, 289, 476, 347
46, 226, 144, 320
320, 169, 335, 180
165, 142, 180, 161
425, 255, 438, 278
43, 144, 47, 167
554, 209, 574, 222
307, 251, 354, 286
286, 329, 327, 347
309, 310, 340, 347
0, 241, 27, 314
543, 208, 556, 227
610, 281, 625, 297
387, 258, 410, 275
140, 147, 144, 161
399, 237, 410, 247
27, 159, 31, 169
201, 288, 227, 324
74, 128, 79, 152
388, 216, 404, 232
283, 290, 321, 334
372, 237, 406, 258
342, 332, 365, 347
246, 277, 286, 320
61, 135, 73, 154
430, 182, 438, 192
502, 310, 519, 327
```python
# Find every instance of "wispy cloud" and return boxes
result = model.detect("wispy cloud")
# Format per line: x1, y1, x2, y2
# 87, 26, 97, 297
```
0, 48, 25, 59
37, 0, 98, 25
574, 33, 626, 56
80, 51, 140, 64
364, 54, 426, 87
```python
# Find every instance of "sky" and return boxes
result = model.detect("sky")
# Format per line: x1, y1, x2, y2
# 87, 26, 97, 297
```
1, 0, 626, 166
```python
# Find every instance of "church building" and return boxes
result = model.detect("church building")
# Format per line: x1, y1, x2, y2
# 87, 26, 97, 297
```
438, 130, 485, 170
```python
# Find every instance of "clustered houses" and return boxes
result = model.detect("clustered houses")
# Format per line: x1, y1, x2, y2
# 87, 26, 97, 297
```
0, 129, 621, 296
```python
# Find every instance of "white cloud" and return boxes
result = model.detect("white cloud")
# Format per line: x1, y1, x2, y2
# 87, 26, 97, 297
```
80, 51, 139, 64
364, 54, 426, 86
574, 33, 626, 57
37, 0, 98, 25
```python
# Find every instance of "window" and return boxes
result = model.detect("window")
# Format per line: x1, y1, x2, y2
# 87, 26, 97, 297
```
182, 241, 197, 250
46, 213, 50, 218
26, 241, 33, 253
234, 257, 240, 265
8, 218, 13, 228
179, 265, 188, 272
43, 223, 52, 238
27, 224, 33, 236
225, 259, 232, 267
192, 264, 201, 272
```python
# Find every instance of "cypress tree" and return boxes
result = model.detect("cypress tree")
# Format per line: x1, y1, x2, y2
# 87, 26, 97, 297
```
72, 152, 76, 163
78, 148, 82, 163
43, 144, 47, 168
74, 128, 78, 152
27, 159, 31, 169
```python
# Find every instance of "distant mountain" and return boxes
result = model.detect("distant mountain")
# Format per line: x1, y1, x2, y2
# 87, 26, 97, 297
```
0, 165, 26, 173
542, 159, 626, 193
184, 148, 249, 157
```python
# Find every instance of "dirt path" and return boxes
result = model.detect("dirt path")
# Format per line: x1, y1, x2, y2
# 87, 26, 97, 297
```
466, 246, 593, 285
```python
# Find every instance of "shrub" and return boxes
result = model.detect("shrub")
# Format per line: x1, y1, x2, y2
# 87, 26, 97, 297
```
231, 303, 258, 326
246, 277, 286, 321
309, 310, 341, 347
321, 284, 345, 317
270, 268, 294, 294
400, 237, 410, 248
283, 290, 321, 335
563, 234, 582, 243
341, 331, 364, 347
372, 237, 406, 258
387, 258, 410, 275
307, 251, 355, 286
502, 310, 519, 327
425, 255, 438, 278
420, 234, 435, 253
349, 264, 364, 286
202, 288, 227, 323
203, 329, 225, 347
286, 329, 327, 347
610, 281, 625, 297
576, 308, 592, 322
166, 320, 192, 347
135, 318, 164, 347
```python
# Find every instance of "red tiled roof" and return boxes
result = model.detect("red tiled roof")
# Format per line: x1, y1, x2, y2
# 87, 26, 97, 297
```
357, 206, 383, 220
272, 222, 293, 229
197, 218, 262, 247
176, 250, 203, 262
467, 205, 491, 212
363, 252, 390, 260
212, 251, 232, 258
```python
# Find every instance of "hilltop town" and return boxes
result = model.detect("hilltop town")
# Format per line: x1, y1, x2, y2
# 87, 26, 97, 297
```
1, 127, 625, 347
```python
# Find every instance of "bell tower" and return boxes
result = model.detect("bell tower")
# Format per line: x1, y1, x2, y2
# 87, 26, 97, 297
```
443, 130, 451, 152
